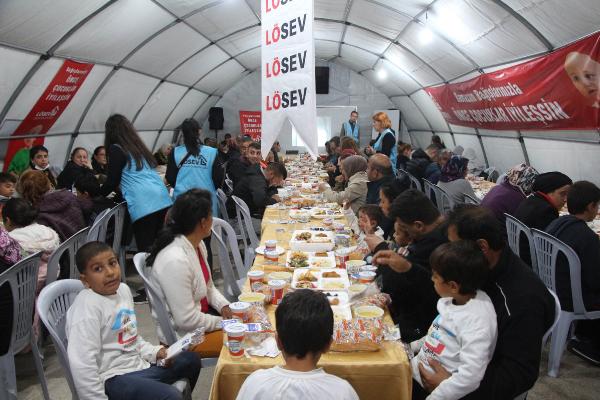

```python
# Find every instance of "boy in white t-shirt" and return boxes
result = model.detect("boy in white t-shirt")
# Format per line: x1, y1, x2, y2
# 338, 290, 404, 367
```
411, 240, 497, 400
66, 242, 202, 400
236, 289, 359, 400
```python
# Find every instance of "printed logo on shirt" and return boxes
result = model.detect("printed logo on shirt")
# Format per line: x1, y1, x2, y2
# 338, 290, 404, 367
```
183, 154, 208, 167
111, 308, 138, 346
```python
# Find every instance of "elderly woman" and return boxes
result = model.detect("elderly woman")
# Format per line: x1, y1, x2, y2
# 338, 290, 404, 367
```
321, 155, 368, 214
56, 147, 96, 189
149, 189, 231, 357
437, 155, 477, 205
480, 163, 539, 225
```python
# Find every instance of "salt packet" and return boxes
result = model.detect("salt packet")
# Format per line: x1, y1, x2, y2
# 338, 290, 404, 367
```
157, 327, 205, 367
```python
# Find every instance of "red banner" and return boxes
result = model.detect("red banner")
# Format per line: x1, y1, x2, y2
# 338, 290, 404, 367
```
239, 110, 262, 139
426, 31, 600, 130
3, 59, 94, 170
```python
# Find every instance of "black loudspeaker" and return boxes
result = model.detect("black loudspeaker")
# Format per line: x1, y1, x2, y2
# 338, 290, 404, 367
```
315, 66, 329, 94
209, 107, 224, 130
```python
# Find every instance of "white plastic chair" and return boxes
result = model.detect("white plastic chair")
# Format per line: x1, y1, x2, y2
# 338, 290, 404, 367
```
0, 252, 49, 400
46, 226, 90, 284
423, 180, 453, 214
216, 189, 243, 241
463, 193, 481, 205
211, 218, 247, 301
505, 213, 538, 273
231, 196, 259, 270
422, 179, 437, 203
86, 202, 128, 281
485, 167, 499, 182
531, 229, 600, 377
398, 169, 422, 192
132, 253, 218, 368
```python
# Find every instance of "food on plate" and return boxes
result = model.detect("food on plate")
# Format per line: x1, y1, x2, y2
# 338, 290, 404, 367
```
322, 271, 341, 278
322, 281, 345, 289
298, 270, 318, 282
311, 258, 333, 268
313, 209, 326, 215
315, 232, 328, 238
295, 281, 316, 289
294, 232, 312, 241
315, 252, 329, 257
328, 297, 340, 306
288, 252, 309, 269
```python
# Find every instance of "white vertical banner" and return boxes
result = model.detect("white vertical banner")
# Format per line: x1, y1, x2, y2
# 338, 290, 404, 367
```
261, 0, 318, 159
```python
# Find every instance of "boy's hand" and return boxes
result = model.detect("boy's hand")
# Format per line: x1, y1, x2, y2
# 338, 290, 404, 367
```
419, 359, 451, 392
221, 305, 233, 319
372, 250, 412, 273
156, 346, 172, 367
364, 234, 384, 252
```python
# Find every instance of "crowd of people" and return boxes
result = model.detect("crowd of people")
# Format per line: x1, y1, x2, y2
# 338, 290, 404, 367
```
1, 109, 599, 400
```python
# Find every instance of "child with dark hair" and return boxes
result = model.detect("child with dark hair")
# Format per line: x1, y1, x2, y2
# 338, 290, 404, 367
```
411, 241, 497, 400
66, 242, 202, 400
74, 174, 116, 224
0, 172, 17, 219
29, 145, 59, 187
357, 204, 384, 235
236, 289, 358, 400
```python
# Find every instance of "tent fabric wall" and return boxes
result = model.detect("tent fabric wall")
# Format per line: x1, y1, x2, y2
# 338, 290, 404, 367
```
0, 0, 599, 183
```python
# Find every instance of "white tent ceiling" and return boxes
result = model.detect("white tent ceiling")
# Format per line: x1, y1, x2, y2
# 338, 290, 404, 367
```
1, 0, 600, 162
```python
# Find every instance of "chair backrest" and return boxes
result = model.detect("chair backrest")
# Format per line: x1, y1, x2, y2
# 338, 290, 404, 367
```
485, 167, 499, 182
86, 208, 110, 242
504, 213, 537, 273
46, 226, 90, 284
464, 193, 481, 205
545, 289, 562, 343
86, 202, 127, 257
211, 217, 245, 300
436, 185, 454, 214
224, 178, 234, 194
36, 279, 84, 399
216, 188, 231, 222
531, 229, 586, 314
422, 179, 437, 202
0, 252, 42, 354
398, 169, 422, 192
132, 253, 178, 345
231, 195, 260, 249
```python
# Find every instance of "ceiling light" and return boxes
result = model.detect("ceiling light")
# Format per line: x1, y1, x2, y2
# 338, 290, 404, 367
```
377, 68, 387, 80
420, 28, 434, 44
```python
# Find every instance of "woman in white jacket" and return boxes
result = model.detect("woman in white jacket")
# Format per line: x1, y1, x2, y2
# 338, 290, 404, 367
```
321, 155, 369, 214
147, 189, 231, 357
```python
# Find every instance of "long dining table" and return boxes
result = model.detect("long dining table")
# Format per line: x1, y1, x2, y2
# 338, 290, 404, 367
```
208, 206, 413, 400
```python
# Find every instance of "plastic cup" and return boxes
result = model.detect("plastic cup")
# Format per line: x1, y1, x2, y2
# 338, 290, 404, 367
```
335, 249, 351, 269
268, 271, 292, 283
264, 250, 279, 265
238, 292, 266, 306
268, 279, 286, 305
358, 271, 376, 284
265, 240, 277, 252
247, 270, 265, 292
360, 265, 378, 273
225, 323, 247, 358
229, 301, 251, 322
345, 260, 366, 275
354, 305, 384, 320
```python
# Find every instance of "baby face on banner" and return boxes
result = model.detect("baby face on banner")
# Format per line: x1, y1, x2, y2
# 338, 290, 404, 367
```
565, 51, 600, 107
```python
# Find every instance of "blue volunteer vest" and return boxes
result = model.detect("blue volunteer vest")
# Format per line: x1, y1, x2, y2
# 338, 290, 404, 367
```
343, 121, 360, 143
173, 145, 218, 217
120, 154, 172, 222
373, 128, 398, 175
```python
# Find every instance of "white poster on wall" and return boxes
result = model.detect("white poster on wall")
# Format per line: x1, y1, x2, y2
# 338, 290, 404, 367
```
261, 0, 318, 159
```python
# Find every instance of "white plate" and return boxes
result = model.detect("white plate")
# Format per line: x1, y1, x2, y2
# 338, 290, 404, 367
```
310, 208, 344, 219
289, 230, 335, 252
291, 268, 350, 291
255, 246, 286, 255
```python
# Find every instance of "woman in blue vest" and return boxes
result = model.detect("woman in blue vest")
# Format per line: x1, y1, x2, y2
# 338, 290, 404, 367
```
165, 118, 223, 218
366, 111, 397, 171
100, 114, 172, 252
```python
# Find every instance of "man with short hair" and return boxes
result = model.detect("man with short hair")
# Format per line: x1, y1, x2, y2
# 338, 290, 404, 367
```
271, 141, 281, 163
421, 205, 555, 399
424, 145, 442, 183
372, 189, 447, 341
340, 111, 360, 143
227, 136, 253, 186
546, 181, 600, 365
366, 154, 395, 205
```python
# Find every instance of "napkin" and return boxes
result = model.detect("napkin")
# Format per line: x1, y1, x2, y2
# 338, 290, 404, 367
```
246, 336, 281, 358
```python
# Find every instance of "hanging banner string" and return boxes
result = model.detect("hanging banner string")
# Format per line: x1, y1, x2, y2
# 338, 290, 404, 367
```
261, 0, 318, 159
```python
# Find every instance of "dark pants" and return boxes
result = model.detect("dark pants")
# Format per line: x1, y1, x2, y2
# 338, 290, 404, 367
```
133, 207, 170, 252
104, 352, 201, 400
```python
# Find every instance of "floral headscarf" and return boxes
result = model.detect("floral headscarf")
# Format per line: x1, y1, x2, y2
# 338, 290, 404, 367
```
440, 155, 469, 182
506, 163, 539, 195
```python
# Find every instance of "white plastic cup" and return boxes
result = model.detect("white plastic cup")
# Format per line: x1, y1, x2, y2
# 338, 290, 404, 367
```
225, 323, 247, 358
229, 301, 251, 323
358, 271, 376, 284
248, 270, 265, 292
265, 240, 277, 252
268, 279, 286, 305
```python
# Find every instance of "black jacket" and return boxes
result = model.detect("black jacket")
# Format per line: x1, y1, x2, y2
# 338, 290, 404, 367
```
462, 247, 555, 399
513, 193, 559, 265
227, 153, 250, 188
397, 154, 410, 171
57, 161, 96, 190
546, 215, 600, 311
376, 223, 448, 341
405, 149, 431, 180
229, 164, 277, 219
366, 174, 395, 205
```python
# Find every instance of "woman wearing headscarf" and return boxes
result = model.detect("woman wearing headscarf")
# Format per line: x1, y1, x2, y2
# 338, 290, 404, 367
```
437, 156, 476, 205
513, 171, 573, 266
321, 155, 368, 214
480, 163, 539, 225
462, 147, 485, 177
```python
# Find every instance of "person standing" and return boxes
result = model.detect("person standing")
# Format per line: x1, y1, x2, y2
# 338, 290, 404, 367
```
365, 112, 397, 172
100, 114, 172, 252
340, 110, 360, 143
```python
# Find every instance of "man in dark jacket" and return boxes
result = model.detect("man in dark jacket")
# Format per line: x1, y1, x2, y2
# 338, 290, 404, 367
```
372, 189, 447, 341
546, 181, 600, 365
226, 136, 252, 187
366, 154, 395, 205
417, 205, 555, 400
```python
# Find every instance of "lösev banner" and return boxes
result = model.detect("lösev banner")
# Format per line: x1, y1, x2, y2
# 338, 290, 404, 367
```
239, 110, 262, 140
3, 59, 94, 170
261, 0, 318, 158
426, 31, 600, 130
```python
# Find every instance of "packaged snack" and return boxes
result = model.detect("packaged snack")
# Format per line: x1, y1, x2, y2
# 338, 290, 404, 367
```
330, 318, 384, 352
157, 327, 205, 366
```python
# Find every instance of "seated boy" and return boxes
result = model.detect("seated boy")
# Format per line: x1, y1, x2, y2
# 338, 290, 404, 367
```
0, 172, 16, 213
66, 242, 202, 400
411, 241, 497, 400
236, 289, 358, 400
74, 174, 116, 224
357, 204, 384, 237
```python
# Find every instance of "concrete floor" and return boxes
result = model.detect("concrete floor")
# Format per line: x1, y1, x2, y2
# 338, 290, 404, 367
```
13, 256, 600, 399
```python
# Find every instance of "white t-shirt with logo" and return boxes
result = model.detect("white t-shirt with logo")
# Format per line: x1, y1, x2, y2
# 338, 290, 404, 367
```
411, 290, 497, 400
66, 283, 162, 400
236, 366, 359, 400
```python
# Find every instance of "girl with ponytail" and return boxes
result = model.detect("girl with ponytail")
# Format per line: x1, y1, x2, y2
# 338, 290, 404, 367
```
149, 189, 231, 357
